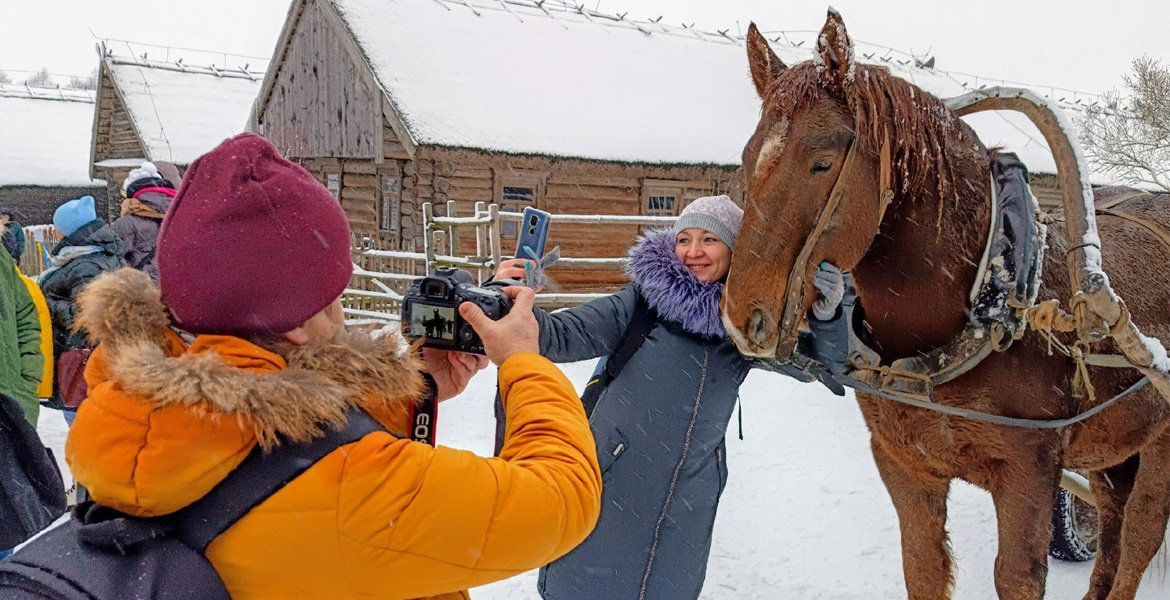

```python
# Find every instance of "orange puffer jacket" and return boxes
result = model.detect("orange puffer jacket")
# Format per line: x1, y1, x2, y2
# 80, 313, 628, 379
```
65, 269, 602, 600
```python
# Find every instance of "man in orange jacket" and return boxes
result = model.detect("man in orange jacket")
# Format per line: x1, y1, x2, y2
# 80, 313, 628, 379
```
65, 133, 602, 599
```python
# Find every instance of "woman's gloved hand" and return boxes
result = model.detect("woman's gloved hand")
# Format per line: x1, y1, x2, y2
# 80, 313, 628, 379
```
811, 262, 845, 321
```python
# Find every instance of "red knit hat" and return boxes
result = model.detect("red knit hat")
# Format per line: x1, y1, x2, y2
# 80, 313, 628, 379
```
157, 133, 352, 336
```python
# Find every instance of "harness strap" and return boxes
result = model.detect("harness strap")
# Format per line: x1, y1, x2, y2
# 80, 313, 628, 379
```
778, 131, 893, 353
1098, 207, 1170, 252
841, 371, 1151, 429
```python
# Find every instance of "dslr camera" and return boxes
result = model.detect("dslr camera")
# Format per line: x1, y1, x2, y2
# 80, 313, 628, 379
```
401, 267, 512, 355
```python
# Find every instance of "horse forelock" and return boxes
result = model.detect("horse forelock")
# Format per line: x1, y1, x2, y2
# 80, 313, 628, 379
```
763, 62, 987, 228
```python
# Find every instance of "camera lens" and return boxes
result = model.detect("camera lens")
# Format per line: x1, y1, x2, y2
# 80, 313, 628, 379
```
529, 216, 539, 227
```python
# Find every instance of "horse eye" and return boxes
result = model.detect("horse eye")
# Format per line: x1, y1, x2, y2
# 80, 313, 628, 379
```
810, 161, 833, 174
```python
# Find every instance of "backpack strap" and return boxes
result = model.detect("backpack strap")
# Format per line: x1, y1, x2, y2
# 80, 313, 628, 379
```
174, 408, 388, 552
580, 292, 657, 417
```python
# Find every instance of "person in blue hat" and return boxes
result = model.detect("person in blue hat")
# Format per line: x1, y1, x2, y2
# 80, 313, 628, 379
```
38, 196, 123, 424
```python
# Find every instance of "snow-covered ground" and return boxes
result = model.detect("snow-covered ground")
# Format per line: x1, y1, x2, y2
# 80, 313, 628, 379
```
38, 359, 1169, 599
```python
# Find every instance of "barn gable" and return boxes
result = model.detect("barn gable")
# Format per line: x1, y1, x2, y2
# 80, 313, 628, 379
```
91, 48, 264, 212
251, 0, 386, 161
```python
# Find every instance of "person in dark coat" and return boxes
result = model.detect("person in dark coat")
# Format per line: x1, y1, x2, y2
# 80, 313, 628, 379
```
110, 162, 176, 281
37, 195, 123, 421
494, 195, 847, 600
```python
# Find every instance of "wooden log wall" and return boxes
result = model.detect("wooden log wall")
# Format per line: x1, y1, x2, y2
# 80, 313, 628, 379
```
259, 0, 380, 160
93, 70, 148, 165
412, 147, 741, 292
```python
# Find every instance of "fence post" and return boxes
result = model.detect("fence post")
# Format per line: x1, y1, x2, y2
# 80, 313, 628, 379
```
474, 201, 486, 283
447, 199, 459, 257
488, 203, 502, 274
422, 202, 435, 273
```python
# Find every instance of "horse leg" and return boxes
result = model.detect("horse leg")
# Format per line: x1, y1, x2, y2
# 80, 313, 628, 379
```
1105, 428, 1170, 600
870, 439, 954, 600
1082, 457, 1139, 600
990, 444, 1063, 600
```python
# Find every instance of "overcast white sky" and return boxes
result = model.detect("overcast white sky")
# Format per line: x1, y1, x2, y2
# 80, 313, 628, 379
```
1, 0, 1167, 95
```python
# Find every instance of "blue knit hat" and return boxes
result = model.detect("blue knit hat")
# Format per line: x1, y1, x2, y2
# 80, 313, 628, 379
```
53, 195, 98, 237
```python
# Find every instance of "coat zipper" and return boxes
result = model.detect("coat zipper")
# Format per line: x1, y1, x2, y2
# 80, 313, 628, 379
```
638, 347, 709, 600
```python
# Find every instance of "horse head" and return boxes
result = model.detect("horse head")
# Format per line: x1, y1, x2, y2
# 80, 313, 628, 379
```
723, 10, 988, 362
723, 11, 891, 360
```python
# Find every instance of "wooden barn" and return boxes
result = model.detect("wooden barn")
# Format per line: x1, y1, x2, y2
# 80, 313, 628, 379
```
251, 0, 1081, 292
89, 46, 264, 218
0, 84, 106, 225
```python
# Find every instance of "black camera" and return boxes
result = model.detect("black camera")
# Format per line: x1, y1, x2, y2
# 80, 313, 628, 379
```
401, 267, 512, 355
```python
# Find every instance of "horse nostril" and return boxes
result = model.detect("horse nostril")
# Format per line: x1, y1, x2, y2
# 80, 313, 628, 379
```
748, 309, 772, 345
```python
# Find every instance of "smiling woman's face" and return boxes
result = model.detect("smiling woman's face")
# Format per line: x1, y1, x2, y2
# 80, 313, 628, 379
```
675, 228, 732, 283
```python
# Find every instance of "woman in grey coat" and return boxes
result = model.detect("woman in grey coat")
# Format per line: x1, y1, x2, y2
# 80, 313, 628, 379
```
495, 196, 846, 600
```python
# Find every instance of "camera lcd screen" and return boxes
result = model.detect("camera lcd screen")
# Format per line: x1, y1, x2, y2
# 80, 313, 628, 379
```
409, 303, 457, 341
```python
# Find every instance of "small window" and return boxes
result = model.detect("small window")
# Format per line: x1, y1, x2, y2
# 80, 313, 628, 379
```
326, 173, 341, 199
380, 176, 400, 234
501, 186, 536, 237
647, 195, 676, 216
503, 186, 535, 203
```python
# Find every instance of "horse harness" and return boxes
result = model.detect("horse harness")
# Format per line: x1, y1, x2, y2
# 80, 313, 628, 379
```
774, 118, 1166, 428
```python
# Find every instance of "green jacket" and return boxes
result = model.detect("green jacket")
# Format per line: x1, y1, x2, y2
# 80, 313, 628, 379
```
0, 231, 43, 425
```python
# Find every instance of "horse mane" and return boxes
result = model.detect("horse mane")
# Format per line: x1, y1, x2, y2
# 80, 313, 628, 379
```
764, 62, 989, 228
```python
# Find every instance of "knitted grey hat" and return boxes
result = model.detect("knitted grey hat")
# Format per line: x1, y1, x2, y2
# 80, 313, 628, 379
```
673, 195, 744, 250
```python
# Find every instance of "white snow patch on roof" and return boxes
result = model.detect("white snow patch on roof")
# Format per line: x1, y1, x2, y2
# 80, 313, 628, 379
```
107, 61, 262, 165
330, 0, 1097, 174
0, 91, 103, 187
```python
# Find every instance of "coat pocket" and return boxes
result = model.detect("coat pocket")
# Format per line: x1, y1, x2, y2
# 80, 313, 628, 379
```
595, 427, 630, 477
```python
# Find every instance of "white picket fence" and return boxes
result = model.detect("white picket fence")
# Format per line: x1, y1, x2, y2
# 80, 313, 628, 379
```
343, 201, 676, 323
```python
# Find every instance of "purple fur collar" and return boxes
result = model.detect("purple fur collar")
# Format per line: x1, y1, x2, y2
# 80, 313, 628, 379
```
624, 229, 726, 339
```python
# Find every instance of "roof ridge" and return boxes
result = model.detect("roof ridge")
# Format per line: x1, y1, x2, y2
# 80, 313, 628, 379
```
431, 0, 1106, 109
0, 83, 95, 103
105, 55, 266, 82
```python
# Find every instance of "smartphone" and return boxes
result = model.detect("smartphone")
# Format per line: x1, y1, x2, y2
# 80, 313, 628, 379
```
515, 207, 551, 261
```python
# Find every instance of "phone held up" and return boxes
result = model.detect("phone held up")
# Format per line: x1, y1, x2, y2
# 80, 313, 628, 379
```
515, 207, 551, 262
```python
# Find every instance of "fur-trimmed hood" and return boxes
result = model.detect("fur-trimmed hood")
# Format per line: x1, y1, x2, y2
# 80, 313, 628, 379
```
66, 268, 425, 516
624, 229, 727, 339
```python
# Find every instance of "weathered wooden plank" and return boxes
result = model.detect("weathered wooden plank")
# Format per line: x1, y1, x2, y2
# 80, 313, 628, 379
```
343, 173, 379, 188
547, 175, 640, 188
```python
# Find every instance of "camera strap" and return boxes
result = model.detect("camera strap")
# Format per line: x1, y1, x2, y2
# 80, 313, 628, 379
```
410, 372, 439, 446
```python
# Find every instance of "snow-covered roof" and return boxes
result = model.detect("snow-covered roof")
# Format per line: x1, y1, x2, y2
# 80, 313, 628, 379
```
105, 57, 263, 165
0, 85, 104, 187
329, 0, 1094, 174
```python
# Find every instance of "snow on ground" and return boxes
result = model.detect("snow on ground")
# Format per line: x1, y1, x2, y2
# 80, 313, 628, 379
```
38, 359, 1169, 598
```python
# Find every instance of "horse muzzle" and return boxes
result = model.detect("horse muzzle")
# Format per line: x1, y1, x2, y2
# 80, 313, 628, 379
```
723, 305, 796, 360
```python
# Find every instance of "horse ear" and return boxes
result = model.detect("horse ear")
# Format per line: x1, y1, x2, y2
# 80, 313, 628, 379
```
746, 22, 786, 99
815, 8, 854, 90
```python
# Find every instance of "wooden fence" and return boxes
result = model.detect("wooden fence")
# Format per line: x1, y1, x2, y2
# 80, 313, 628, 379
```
343, 202, 676, 323
17, 206, 674, 325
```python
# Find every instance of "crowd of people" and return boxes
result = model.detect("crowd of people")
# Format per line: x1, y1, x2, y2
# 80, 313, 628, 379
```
0, 133, 848, 599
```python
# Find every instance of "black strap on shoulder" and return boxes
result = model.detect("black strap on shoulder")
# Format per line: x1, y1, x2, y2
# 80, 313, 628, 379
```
580, 293, 657, 417
174, 408, 387, 552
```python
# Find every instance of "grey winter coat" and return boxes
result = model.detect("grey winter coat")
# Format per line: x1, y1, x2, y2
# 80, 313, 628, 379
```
110, 190, 172, 281
536, 230, 751, 600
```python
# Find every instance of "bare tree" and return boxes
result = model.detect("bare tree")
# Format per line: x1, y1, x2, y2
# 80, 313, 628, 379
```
0, 70, 11, 84
24, 66, 53, 87
1078, 56, 1170, 192
67, 68, 98, 90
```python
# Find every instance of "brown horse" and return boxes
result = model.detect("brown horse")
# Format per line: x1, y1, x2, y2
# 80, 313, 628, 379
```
723, 11, 1170, 600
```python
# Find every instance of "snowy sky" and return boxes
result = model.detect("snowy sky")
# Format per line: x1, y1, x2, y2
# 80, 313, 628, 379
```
1, 0, 1167, 96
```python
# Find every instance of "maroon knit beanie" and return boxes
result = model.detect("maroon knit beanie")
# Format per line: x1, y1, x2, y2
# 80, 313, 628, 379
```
157, 133, 352, 336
